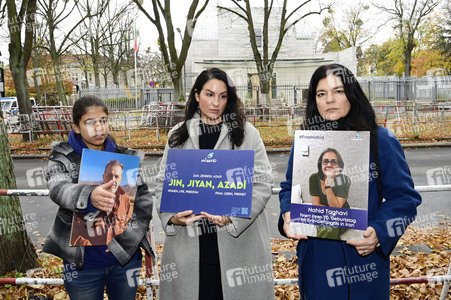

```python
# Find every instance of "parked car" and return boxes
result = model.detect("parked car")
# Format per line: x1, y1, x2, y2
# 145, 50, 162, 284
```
1, 97, 37, 130
1, 97, 36, 114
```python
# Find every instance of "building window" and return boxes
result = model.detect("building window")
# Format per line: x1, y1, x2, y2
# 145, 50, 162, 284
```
255, 28, 262, 48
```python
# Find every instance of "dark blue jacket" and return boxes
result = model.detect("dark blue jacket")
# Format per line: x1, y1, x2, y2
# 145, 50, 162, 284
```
279, 126, 422, 299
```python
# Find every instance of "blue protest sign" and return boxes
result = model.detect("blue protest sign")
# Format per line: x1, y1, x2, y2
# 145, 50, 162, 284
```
160, 149, 254, 217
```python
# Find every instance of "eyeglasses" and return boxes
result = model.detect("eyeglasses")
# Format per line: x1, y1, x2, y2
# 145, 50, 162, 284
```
322, 159, 338, 166
85, 117, 108, 127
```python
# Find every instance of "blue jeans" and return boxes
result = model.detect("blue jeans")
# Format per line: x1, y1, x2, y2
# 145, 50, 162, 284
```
63, 257, 142, 300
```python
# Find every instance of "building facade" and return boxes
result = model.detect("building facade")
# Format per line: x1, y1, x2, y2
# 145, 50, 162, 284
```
184, 6, 357, 106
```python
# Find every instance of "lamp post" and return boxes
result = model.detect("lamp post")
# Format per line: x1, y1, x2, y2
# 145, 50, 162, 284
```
0, 52, 5, 97
176, 28, 186, 101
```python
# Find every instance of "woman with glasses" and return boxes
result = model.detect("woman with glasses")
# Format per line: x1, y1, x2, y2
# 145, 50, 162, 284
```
310, 148, 351, 239
278, 64, 421, 299
43, 96, 153, 300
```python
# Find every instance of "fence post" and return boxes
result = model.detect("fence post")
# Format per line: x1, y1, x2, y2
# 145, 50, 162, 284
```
440, 263, 451, 300
433, 77, 438, 102
123, 111, 128, 143
396, 78, 401, 105
28, 114, 34, 143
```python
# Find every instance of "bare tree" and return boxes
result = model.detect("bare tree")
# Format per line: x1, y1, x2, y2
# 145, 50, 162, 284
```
37, 0, 96, 105
99, 2, 135, 87
374, 0, 439, 77
74, 0, 108, 88
70, 28, 94, 89
5, 0, 36, 117
140, 48, 173, 88
0, 0, 39, 274
0, 110, 39, 275
133, 0, 210, 101
319, 4, 375, 52
1, 0, 39, 268
218, 0, 330, 106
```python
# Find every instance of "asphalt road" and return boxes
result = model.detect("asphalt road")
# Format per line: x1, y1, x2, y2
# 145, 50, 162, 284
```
11, 148, 451, 247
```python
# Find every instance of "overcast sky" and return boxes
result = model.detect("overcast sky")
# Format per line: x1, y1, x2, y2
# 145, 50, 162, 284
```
0, 0, 423, 65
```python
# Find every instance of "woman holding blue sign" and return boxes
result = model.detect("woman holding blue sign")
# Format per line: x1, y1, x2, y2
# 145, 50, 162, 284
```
278, 64, 421, 299
156, 68, 275, 299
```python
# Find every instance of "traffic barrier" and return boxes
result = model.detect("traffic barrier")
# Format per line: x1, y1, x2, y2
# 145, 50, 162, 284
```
2, 184, 451, 197
1, 275, 450, 286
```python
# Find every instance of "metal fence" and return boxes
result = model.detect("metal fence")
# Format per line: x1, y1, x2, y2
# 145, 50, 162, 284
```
79, 77, 451, 111
4, 102, 451, 143
359, 76, 451, 103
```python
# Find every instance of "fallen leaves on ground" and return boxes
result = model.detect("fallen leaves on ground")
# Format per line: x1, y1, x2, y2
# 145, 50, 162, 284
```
0, 225, 449, 299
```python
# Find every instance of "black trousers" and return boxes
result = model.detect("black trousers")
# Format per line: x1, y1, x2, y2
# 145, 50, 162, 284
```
199, 220, 223, 300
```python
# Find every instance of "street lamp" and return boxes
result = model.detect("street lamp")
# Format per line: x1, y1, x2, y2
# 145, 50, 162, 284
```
0, 52, 5, 97
176, 28, 186, 101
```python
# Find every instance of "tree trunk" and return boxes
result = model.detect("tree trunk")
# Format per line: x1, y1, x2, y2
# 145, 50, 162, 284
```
84, 70, 89, 90
8, 46, 32, 141
53, 62, 67, 106
32, 53, 41, 104
0, 110, 39, 275
92, 40, 100, 88
9, 55, 32, 115
103, 69, 108, 87
94, 64, 100, 88
405, 48, 412, 77
259, 74, 271, 107
121, 69, 127, 87
172, 77, 183, 102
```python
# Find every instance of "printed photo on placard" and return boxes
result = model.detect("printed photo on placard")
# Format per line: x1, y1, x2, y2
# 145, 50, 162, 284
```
70, 149, 141, 246
290, 130, 370, 241
160, 149, 255, 218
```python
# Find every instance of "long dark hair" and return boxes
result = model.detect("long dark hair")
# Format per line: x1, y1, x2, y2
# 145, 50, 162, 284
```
168, 68, 246, 148
72, 95, 109, 126
303, 64, 377, 132
317, 148, 344, 180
